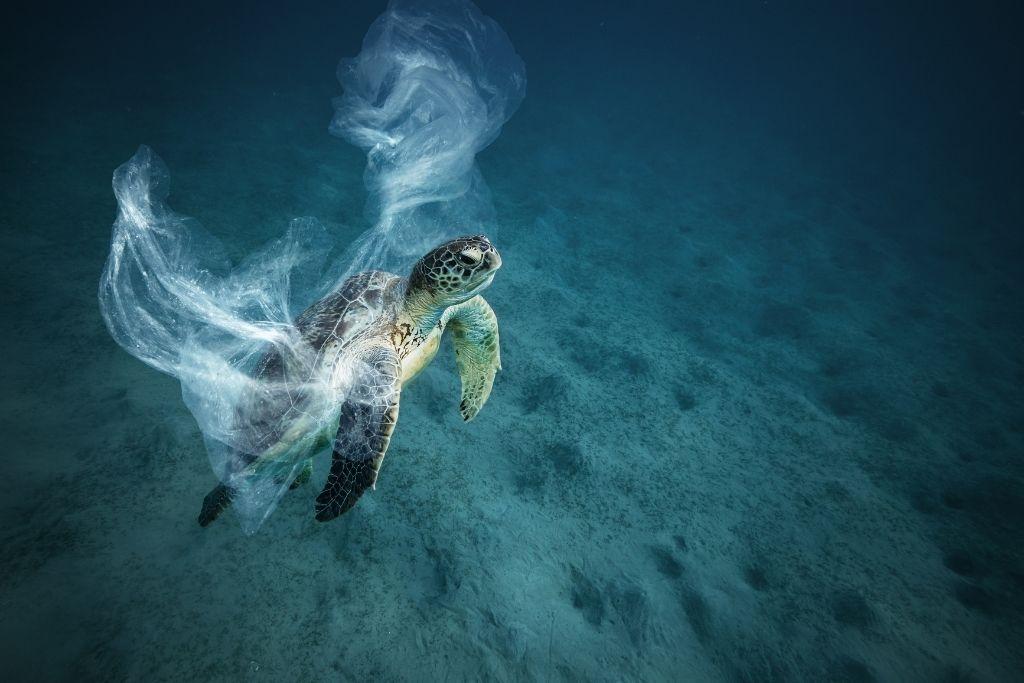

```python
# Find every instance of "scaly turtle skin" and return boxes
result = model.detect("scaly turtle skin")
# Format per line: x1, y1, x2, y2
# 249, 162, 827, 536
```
198, 235, 502, 526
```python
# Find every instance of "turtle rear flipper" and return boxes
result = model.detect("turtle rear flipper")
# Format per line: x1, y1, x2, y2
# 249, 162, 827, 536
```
198, 459, 312, 527
289, 460, 313, 489
198, 483, 234, 527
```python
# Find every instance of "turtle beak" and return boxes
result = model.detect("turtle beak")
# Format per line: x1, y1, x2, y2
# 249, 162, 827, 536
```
485, 248, 502, 271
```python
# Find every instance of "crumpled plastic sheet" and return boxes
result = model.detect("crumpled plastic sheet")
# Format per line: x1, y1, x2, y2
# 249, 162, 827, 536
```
98, 0, 525, 532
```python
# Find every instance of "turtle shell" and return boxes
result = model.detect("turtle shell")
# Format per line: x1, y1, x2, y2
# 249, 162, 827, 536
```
253, 270, 403, 380
233, 270, 404, 459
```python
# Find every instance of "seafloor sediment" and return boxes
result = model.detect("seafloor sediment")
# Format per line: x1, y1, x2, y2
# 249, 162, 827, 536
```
1, 2, 1021, 681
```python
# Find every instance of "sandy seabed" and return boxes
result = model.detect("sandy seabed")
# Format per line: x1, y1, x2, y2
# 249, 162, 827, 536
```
2, 2, 1022, 681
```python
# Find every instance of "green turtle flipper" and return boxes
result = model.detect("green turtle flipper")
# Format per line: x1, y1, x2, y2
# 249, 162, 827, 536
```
446, 295, 500, 421
289, 459, 313, 489
198, 458, 312, 527
316, 344, 402, 522
198, 483, 234, 527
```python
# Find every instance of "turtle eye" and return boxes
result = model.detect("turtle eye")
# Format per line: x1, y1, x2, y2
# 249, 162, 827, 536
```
457, 250, 480, 266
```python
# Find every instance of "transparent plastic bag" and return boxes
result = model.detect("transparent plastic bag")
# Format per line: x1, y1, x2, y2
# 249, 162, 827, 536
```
98, 0, 525, 532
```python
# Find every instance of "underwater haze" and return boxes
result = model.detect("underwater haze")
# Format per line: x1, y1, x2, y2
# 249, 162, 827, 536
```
2, 0, 1023, 681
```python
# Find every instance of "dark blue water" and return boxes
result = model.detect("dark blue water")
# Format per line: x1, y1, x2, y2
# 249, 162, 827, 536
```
2, 1, 1022, 680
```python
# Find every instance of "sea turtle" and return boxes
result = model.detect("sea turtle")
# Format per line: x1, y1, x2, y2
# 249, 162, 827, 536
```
198, 235, 502, 526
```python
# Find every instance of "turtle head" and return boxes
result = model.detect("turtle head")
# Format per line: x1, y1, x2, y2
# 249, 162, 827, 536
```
407, 235, 502, 308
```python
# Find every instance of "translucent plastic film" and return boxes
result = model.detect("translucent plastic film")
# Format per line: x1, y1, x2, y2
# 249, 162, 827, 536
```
97, 0, 524, 533
99, 148, 345, 533
329, 0, 525, 280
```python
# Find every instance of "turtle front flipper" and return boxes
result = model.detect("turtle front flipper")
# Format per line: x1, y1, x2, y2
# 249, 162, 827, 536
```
315, 344, 402, 522
446, 295, 501, 421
